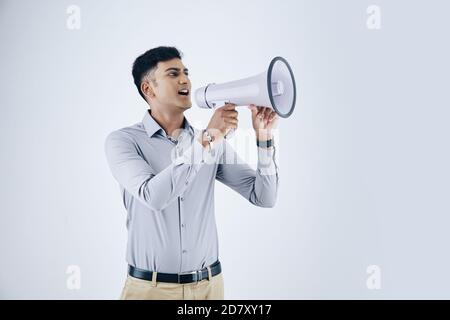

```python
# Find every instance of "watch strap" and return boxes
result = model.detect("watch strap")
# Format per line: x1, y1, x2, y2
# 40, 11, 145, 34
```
256, 138, 273, 148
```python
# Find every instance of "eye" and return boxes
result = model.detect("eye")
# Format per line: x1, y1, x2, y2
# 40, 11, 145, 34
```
169, 73, 178, 77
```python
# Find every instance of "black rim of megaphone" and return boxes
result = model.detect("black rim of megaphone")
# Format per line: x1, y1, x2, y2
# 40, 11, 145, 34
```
267, 56, 296, 118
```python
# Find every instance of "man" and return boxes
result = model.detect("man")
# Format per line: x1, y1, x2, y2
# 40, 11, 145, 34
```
104, 46, 279, 300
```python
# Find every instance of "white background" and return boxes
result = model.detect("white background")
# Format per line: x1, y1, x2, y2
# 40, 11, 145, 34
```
1, 0, 449, 299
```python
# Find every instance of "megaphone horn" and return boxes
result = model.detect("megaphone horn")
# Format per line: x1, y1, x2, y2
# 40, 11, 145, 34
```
195, 56, 297, 118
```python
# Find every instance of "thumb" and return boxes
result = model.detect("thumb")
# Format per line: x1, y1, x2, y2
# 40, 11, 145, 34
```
248, 104, 257, 114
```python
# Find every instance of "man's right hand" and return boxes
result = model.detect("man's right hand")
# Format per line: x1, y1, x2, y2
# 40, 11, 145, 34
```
204, 103, 239, 144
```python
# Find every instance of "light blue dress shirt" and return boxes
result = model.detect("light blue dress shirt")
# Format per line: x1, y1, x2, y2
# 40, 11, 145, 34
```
104, 109, 279, 273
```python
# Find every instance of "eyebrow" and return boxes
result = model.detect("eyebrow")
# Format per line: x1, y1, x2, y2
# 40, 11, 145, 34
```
165, 67, 189, 72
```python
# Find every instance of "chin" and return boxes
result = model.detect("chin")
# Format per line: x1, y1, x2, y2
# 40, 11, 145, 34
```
179, 103, 192, 110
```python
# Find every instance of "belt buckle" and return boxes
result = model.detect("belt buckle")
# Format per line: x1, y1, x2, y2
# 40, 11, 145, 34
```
178, 270, 201, 284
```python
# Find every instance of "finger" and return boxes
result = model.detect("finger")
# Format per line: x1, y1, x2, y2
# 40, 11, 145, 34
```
224, 117, 238, 124
224, 114, 239, 121
223, 110, 238, 118
225, 115, 239, 122
224, 118, 238, 125
268, 112, 277, 122
223, 103, 236, 110
258, 107, 268, 122
268, 109, 276, 119
248, 104, 257, 112
263, 107, 271, 120
225, 121, 238, 129
256, 106, 265, 119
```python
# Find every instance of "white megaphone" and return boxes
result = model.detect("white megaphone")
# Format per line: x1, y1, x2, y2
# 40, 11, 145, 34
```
195, 56, 297, 119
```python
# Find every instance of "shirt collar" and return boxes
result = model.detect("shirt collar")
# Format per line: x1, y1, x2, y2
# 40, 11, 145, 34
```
142, 109, 194, 138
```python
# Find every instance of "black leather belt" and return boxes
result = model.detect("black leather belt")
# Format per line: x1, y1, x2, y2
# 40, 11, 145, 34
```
128, 260, 221, 284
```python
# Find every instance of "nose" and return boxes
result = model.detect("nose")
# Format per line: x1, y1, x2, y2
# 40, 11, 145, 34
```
179, 74, 189, 84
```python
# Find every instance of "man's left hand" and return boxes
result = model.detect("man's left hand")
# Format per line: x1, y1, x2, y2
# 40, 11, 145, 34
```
248, 104, 278, 141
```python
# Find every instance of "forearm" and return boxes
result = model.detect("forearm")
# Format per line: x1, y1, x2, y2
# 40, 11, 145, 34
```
249, 145, 279, 207
148, 135, 218, 210
106, 131, 216, 212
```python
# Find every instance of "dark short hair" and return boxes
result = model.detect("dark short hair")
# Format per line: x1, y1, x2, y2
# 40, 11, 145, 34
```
132, 46, 183, 102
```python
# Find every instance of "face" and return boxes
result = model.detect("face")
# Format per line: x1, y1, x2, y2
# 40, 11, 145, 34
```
142, 58, 192, 112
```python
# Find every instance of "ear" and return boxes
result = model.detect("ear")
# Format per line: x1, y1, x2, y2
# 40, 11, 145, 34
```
141, 80, 155, 100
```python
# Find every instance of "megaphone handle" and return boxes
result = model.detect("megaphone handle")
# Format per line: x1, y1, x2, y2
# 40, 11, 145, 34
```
211, 99, 235, 139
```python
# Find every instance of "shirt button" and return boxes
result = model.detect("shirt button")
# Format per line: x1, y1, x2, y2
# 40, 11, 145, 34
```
180, 197, 184, 201
181, 224, 185, 228
185, 181, 189, 185
182, 250, 187, 254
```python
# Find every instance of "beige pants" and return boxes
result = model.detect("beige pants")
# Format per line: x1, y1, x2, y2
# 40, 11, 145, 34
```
120, 269, 224, 300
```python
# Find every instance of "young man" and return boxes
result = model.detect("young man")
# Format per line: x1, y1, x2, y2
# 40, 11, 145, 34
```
104, 46, 279, 300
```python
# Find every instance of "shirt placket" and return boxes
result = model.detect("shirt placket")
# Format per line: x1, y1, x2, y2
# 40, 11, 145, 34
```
178, 195, 187, 272
169, 133, 188, 272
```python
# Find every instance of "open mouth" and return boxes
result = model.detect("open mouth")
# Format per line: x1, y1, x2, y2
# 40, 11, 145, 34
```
178, 89, 190, 96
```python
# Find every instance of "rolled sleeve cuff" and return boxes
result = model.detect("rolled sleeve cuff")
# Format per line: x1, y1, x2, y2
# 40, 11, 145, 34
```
257, 146, 278, 176
173, 134, 219, 166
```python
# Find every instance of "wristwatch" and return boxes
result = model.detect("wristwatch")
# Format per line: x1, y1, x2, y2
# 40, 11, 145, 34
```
256, 138, 273, 148
202, 129, 215, 152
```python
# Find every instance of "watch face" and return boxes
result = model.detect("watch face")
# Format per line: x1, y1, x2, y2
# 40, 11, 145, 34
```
204, 130, 213, 142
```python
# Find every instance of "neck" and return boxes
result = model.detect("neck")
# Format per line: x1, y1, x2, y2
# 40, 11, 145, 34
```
148, 107, 184, 138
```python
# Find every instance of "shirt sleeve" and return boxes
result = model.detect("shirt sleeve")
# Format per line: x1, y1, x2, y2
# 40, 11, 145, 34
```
215, 139, 280, 208
104, 130, 216, 212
